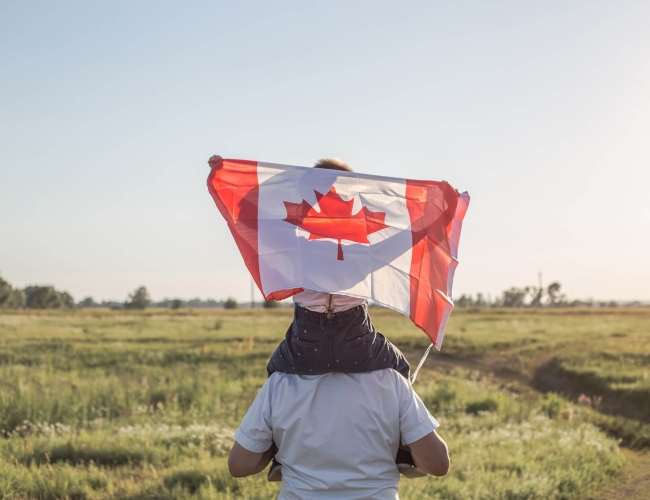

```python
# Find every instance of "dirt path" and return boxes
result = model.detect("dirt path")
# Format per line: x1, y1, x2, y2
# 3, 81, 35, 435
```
407, 346, 650, 500
406, 347, 539, 385
590, 450, 650, 500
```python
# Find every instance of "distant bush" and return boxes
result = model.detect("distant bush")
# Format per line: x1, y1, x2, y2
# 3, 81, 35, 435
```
78, 296, 98, 308
170, 299, 185, 310
591, 412, 650, 449
466, 398, 499, 415
502, 287, 529, 307
223, 297, 238, 310
1, 276, 73, 309
184, 298, 222, 308
164, 467, 240, 494
263, 300, 280, 309
424, 382, 457, 410
124, 286, 151, 310
10, 289, 26, 308
0, 274, 12, 307
541, 393, 568, 419
24, 286, 75, 309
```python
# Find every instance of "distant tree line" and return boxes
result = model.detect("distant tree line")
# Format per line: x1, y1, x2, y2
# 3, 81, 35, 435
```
78, 296, 224, 309
76, 287, 251, 310
0, 273, 75, 309
77, 286, 154, 310
5, 272, 639, 311
456, 281, 626, 308
75, 290, 287, 310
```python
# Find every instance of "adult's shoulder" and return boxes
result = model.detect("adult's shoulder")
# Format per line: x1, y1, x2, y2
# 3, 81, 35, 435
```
362, 368, 412, 393
266, 371, 292, 393
267, 371, 287, 384
379, 369, 417, 402
377, 367, 411, 385
265, 372, 319, 398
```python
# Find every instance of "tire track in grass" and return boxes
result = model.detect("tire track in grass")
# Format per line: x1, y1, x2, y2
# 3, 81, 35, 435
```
406, 344, 650, 500
590, 450, 650, 500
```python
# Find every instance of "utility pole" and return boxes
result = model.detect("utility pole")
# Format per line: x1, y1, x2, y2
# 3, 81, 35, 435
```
250, 277, 255, 308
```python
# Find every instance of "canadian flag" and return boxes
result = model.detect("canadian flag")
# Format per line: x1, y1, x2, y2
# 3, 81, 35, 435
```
207, 158, 469, 349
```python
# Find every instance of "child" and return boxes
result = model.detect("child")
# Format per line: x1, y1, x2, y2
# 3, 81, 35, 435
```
265, 158, 421, 480
267, 290, 410, 379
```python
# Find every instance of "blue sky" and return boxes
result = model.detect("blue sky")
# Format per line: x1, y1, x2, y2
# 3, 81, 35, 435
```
1, 1, 648, 303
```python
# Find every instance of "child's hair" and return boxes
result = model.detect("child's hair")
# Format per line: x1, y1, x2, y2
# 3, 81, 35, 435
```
313, 158, 353, 172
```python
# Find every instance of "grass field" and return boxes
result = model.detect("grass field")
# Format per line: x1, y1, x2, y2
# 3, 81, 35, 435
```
0, 307, 648, 499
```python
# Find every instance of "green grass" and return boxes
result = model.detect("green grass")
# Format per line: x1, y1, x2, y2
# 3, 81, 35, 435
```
0, 307, 648, 499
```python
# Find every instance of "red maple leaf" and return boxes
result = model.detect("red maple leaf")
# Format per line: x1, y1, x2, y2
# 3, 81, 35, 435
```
283, 187, 389, 260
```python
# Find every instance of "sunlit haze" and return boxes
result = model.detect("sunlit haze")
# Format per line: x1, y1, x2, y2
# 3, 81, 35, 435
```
1, 1, 649, 303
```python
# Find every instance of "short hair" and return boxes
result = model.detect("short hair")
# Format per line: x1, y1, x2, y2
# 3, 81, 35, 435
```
313, 157, 353, 172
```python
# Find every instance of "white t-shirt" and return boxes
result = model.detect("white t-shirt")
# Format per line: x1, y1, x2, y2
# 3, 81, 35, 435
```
234, 369, 439, 500
292, 289, 365, 313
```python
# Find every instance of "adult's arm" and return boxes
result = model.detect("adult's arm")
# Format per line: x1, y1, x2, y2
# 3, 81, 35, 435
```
228, 375, 275, 477
228, 442, 275, 477
396, 371, 450, 476
409, 430, 450, 476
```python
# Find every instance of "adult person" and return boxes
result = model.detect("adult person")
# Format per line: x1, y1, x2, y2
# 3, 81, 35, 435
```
228, 368, 449, 499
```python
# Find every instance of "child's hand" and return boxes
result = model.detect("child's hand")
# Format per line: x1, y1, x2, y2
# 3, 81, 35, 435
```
208, 155, 223, 169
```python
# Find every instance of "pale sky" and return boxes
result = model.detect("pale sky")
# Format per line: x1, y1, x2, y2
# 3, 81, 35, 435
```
1, 1, 649, 303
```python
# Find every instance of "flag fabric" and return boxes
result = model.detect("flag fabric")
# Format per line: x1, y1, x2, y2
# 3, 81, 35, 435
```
207, 158, 469, 349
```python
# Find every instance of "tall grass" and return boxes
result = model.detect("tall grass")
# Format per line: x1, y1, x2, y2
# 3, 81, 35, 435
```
0, 308, 644, 499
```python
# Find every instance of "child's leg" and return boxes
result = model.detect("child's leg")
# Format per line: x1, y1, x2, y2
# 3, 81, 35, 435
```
267, 306, 333, 377
353, 331, 410, 379
373, 334, 410, 379
330, 304, 411, 378
267, 338, 293, 377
